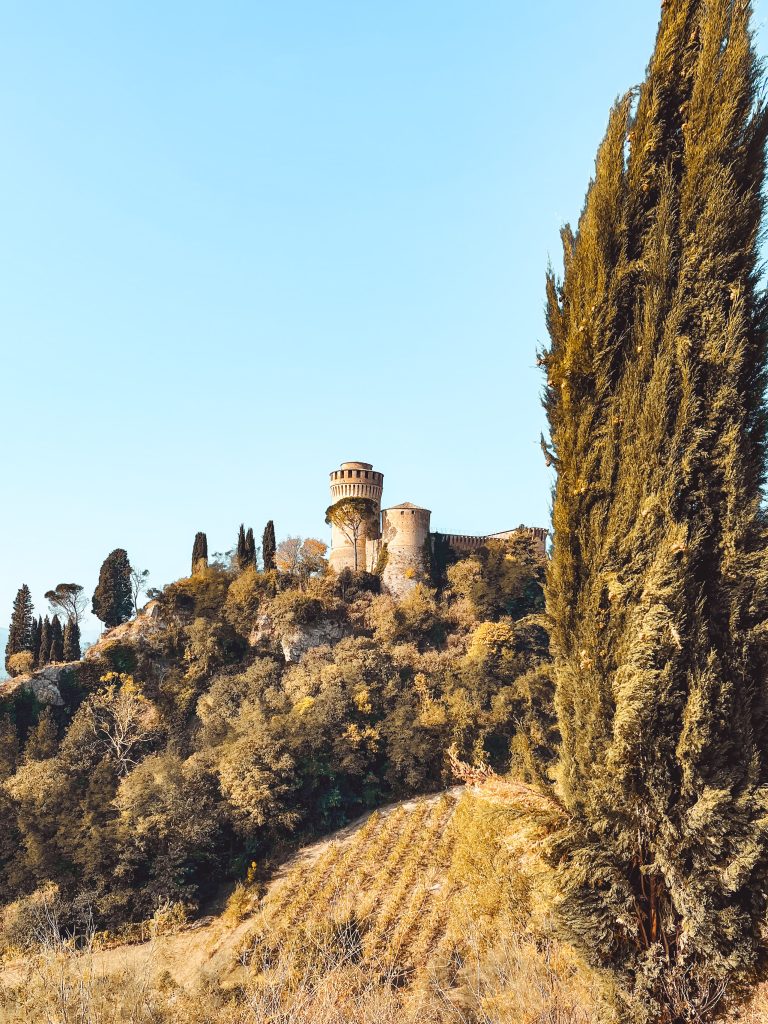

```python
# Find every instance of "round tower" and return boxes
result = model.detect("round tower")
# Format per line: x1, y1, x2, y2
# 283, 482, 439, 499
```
381, 503, 431, 597
328, 461, 384, 572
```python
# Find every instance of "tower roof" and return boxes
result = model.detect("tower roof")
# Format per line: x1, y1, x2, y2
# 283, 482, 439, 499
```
384, 502, 430, 511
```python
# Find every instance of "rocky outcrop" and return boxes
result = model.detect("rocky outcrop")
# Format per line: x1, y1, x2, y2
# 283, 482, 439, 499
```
83, 600, 164, 662
249, 614, 348, 663
0, 664, 71, 706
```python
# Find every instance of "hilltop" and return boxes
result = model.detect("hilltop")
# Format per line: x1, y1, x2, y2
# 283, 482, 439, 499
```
0, 531, 548, 949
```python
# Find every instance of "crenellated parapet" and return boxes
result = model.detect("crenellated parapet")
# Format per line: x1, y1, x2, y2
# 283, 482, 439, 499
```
441, 525, 547, 557
328, 462, 384, 573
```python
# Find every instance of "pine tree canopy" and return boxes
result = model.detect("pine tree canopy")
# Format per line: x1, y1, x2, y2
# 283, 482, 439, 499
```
91, 549, 133, 628
535, 1, 768, 1018
263, 520, 276, 572
5, 584, 34, 674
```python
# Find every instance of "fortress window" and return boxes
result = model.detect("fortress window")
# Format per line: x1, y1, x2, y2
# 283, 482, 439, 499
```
356, 470, 360, 477
364, 471, 369, 478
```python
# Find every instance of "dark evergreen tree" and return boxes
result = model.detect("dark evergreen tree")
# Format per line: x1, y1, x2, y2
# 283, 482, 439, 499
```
191, 531, 208, 575
24, 708, 58, 761
262, 520, 276, 571
37, 616, 51, 668
529, 1, 768, 1019
31, 616, 42, 668
0, 716, 19, 781
236, 523, 247, 570
5, 584, 34, 674
244, 527, 256, 567
63, 618, 81, 662
91, 549, 133, 628
48, 615, 64, 663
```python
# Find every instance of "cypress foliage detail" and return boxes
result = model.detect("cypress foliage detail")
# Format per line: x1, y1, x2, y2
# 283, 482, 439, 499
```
534, 1, 768, 1018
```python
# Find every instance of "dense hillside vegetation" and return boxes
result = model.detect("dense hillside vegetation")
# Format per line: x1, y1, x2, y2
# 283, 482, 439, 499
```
0, 533, 547, 939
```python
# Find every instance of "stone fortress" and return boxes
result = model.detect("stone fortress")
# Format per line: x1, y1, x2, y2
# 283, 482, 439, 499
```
327, 460, 547, 597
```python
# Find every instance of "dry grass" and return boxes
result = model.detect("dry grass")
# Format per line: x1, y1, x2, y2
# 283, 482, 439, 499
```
0, 789, 617, 1023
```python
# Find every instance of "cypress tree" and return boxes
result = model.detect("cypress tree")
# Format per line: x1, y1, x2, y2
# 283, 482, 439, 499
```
38, 616, 51, 668
533, 2, 768, 1018
31, 616, 42, 668
262, 520, 276, 572
48, 615, 64, 663
24, 708, 58, 761
5, 584, 34, 674
236, 523, 247, 570
91, 549, 133, 628
191, 531, 208, 575
244, 526, 256, 567
63, 617, 81, 662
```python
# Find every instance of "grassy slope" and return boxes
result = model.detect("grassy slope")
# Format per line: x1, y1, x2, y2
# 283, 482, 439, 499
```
0, 786, 616, 1023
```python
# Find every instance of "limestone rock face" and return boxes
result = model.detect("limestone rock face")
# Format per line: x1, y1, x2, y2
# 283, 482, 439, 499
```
0, 664, 70, 706
249, 614, 347, 663
279, 620, 348, 663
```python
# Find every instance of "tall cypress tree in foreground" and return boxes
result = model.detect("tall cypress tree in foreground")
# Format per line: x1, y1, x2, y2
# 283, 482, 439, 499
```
534, 1, 768, 1019
92, 549, 133, 628
262, 520, 276, 571
5, 585, 34, 674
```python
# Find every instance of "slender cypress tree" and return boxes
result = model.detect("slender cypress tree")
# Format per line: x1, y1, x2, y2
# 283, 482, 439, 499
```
532, 2, 768, 1018
37, 616, 51, 668
191, 531, 208, 575
48, 615, 64, 663
262, 520, 276, 572
236, 524, 247, 570
5, 585, 34, 674
244, 527, 256, 567
63, 617, 81, 662
91, 549, 133, 628
31, 616, 42, 668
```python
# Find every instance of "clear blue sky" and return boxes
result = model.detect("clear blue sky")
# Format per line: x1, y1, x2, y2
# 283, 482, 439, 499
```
2, 2, 766, 638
